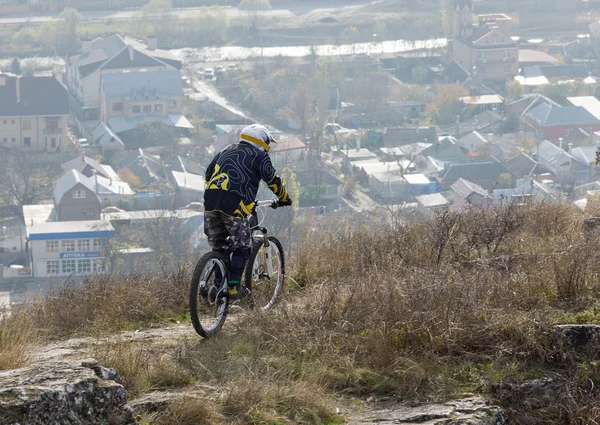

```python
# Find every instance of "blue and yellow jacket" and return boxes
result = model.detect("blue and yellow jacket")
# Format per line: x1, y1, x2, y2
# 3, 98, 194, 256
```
204, 142, 289, 218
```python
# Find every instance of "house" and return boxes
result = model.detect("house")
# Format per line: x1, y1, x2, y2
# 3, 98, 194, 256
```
270, 136, 307, 166
415, 193, 450, 216
506, 94, 559, 118
114, 148, 165, 185
457, 130, 503, 159
386, 101, 427, 118
53, 170, 102, 221
294, 167, 343, 206
493, 178, 558, 204
66, 34, 182, 135
460, 94, 504, 113
522, 103, 600, 141
567, 96, 600, 120
383, 127, 437, 147
450, 0, 519, 83
438, 159, 510, 190
0, 73, 69, 152
505, 152, 537, 178
515, 67, 550, 90
451, 178, 492, 206
26, 220, 114, 278
171, 171, 204, 206
99, 69, 191, 143
422, 136, 468, 165
92, 122, 125, 154
531, 140, 590, 183
570, 146, 599, 181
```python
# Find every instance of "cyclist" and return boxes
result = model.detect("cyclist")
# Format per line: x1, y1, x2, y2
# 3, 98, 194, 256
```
204, 124, 292, 299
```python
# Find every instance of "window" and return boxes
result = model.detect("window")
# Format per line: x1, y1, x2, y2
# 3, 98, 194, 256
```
78, 259, 91, 273
46, 240, 59, 252
93, 259, 104, 273
78, 239, 90, 251
154, 104, 163, 112
73, 190, 87, 199
11, 120, 15, 124
504, 65, 512, 72
491, 37, 499, 44
93, 238, 108, 250
504, 50, 512, 58
2, 120, 6, 124
47, 260, 60, 275
24, 137, 31, 147
565, 129, 574, 137
2, 138, 6, 143
479, 51, 487, 59
478, 66, 486, 74
62, 259, 76, 274
11, 138, 15, 142
61, 240, 75, 252
22, 119, 31, 130
112, 102, 123, 112
46, 120, 58, 130
143, 105, 152, 113
132, 105, 141, 113
51, 138, 56, 148
169, 100, 177, 108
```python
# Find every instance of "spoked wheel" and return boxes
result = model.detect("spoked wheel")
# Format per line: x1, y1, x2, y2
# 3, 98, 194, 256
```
189, 251, 229, 338
243, 236, 285, 310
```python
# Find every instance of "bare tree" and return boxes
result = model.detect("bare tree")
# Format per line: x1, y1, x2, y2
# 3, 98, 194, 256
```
0, 152, 60, 208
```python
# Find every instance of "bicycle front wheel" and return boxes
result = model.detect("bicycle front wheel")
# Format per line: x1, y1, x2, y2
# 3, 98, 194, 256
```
244, 236, 285, 310
190, 251, 229, 338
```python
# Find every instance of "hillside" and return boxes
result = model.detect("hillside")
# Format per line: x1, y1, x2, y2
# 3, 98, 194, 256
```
3, 203, 600, 424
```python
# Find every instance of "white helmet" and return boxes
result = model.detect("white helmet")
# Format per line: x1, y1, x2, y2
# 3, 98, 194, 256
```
239, 124, 276, 152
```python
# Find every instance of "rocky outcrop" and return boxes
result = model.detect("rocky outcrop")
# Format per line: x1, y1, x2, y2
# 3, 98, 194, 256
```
493, 378, 563, 410
555, 324, 600, 350
0, 359, 137, 425
348, 396, 507, 425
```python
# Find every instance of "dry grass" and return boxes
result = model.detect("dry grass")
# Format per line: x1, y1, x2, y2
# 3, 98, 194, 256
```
6, 203, 600, 423
0, 308, 37, 370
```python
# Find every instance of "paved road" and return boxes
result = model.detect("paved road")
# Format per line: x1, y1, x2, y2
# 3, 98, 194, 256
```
0, 0, 380, 25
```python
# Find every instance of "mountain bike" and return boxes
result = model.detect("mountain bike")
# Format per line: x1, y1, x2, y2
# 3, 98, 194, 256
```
189, 199, 286, 338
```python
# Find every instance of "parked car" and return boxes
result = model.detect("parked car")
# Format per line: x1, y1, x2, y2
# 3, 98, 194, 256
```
215, 65, 225, 75
204, 68, 214, 79
102, 206, 125, 214
227, 64, 238, 72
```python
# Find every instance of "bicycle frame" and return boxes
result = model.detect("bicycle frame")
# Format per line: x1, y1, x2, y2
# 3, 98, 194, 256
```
249, 200, 277, 279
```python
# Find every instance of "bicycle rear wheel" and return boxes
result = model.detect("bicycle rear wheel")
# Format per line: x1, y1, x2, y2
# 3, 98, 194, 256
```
189, 251, 229, 338
244, 236, 285, 310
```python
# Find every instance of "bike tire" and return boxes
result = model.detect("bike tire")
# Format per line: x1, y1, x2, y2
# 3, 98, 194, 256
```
189, 251, 229, 338
243, 236, 285, 310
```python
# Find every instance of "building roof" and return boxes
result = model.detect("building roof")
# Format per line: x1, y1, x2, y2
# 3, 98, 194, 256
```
101, 69, 183, 101
0, 75, 68, 117
403, 173, 430, 185
294, 168, 343, 186
22, 204, 56, 226
27, 220, 115, 241
457, 131, 488, 152
465, 26, 493, 43
453, 0, 473, 9
108, 114, 193, 134
380, 143, 432, 158
532, 140, 577, 168
519, 49, 559, 64
441, 160, 509, 187
123, 36, 181, 69
54, 169, 102, 206
101, 45, 167, 71
541, 64, 590, 79
445, 61, 470, 84
567, 96, 600, 120
570, 146, 597, 166
61, 156, 110, 179
460, 94, 504, 105
415, 193, 449, 208
171, 170, 204, 191
384, 127, 437, 146
506, 152, 537, 177
525, 103, 600, 127
272, 136, 306, 152
451, 178, 489, 199
103, 209, 201, 222
93, 122, 125, 148
115, 148, 165, 183
344, 148, 378, 160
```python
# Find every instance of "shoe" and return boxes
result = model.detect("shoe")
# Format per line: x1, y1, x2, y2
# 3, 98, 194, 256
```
228, 283, 248, 300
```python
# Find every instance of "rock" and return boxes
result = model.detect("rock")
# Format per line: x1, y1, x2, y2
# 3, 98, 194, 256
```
348, 396, 507, 425
492, 378, 563, 410
0, 359, 138, 425
555, 324, 600, 350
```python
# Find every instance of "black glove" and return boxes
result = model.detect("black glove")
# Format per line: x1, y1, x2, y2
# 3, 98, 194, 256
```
278, 198, 293, 207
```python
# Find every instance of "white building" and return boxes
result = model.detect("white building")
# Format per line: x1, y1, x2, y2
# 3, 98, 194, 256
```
27, 220, 114, 278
